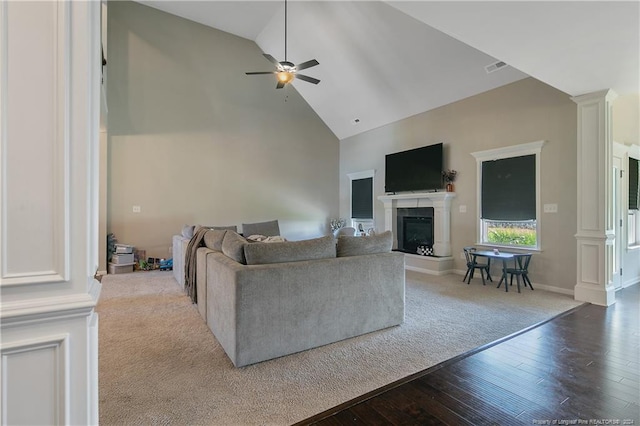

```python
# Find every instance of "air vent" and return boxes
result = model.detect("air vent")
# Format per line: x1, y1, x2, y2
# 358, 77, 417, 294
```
485, 60, 508, 74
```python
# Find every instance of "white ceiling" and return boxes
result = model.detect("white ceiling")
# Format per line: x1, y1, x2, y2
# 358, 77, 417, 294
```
139, 1, 639, 140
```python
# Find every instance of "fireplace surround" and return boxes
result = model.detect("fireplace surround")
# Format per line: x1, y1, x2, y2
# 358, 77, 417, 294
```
378, 192, 455, 257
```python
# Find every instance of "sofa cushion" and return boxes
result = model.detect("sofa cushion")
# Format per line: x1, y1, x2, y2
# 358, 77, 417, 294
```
336, 231, 393, 257
221, 231, 248, 264
181, 224, 195, 239
242, 220, 280, 237
244, 235, 336, 265
203, 229, 228, 252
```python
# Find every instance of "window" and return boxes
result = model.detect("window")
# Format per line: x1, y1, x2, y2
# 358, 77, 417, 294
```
629, 156, 640, 247
629, 211, 639, 247
352, 177, 373, 219
348, 170, 375, 232
629, 157, 639, 210
471, 141, 545, 249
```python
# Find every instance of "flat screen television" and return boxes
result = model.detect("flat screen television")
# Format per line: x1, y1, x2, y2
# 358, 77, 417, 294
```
385, 143, 443, 193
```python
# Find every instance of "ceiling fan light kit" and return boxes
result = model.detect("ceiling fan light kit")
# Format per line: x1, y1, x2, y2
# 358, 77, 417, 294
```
277, 71, 294, 84
245, 0, 320, 89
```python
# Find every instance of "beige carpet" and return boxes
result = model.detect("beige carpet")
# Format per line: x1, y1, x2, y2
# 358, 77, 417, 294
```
98, 269, 582, 425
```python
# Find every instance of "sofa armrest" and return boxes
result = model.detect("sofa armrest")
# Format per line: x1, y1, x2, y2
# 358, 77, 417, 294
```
172, 235, 190, 287
195, 247, 217, 322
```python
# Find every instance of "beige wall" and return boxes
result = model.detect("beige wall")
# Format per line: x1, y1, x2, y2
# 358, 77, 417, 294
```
107, 1, 339, 258
340, 78, 578, 292
613, 93, 640, 145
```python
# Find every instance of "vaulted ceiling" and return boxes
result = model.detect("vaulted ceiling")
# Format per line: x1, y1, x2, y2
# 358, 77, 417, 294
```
139, 1, 639, 140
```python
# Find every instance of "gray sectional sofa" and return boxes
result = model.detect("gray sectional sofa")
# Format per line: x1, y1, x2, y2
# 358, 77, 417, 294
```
193, 229, 405, 367
174, 220, 282, 288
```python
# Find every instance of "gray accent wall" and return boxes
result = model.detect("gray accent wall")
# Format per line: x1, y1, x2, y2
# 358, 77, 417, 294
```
107, 1, 339, 258
340, 78, 579, 292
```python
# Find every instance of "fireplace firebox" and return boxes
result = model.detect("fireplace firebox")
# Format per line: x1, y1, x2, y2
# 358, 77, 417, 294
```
397, 207, 434, 254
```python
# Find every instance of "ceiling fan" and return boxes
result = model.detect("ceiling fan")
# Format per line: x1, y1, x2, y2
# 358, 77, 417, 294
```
245, 0, 320, 89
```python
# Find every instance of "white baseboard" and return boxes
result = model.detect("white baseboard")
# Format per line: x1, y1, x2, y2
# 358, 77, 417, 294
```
450, 269, 575, 296
405, 265, 455, 276
531, 282, 574, 296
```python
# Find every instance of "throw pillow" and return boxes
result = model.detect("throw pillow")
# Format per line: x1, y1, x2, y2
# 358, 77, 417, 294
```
181, 224, 195, 239
221, 231, 248, 264
203, 229, 227, 252
336, 230, 393, 257
241, 220, 280, 237
244, 235, 336, 265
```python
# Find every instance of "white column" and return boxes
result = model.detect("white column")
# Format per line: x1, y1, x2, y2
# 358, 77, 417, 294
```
572, 90, 617, 306
0, 1, 101, 424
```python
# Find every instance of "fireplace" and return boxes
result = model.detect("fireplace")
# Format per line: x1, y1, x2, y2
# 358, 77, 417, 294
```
397, 208, 434, 254
378, 192, 455, 258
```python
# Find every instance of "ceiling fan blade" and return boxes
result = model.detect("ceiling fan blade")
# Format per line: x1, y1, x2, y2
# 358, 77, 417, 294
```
296, 74, 320, 85
276, 81, 286, 89
246, 71, 277, 75
263, 54, 283, 70
296, 59, 319, 71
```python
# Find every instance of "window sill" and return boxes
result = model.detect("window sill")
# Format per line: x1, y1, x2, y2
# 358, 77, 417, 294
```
628, 245, 640, 251
476, 243, 542, 253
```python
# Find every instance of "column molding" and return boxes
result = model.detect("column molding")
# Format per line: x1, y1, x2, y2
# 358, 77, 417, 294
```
0, 2, 101, 424
572, 89, 617, 306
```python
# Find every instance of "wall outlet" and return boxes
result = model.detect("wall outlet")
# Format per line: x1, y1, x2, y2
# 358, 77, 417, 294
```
543, 203, 558, 213
459, 205, 467, 213
133, 205, 141, 213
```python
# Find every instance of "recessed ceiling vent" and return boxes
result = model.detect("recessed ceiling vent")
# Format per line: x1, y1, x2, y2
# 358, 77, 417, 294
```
485, 60, 508, 74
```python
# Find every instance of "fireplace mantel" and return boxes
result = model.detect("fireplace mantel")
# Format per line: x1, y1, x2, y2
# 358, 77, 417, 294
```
378, 192, 456, 257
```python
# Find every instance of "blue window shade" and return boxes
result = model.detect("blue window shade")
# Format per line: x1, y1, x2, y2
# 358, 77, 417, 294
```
482, 155, 536, 221
630, 157, 639, 210
352, 177, 373, 219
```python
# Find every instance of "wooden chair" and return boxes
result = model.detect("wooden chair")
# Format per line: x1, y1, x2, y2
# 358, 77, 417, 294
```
498, 253, 533, 293
463, 247, 492, 285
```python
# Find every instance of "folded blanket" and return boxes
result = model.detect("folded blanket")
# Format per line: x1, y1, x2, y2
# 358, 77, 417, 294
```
184, 226, 209, 304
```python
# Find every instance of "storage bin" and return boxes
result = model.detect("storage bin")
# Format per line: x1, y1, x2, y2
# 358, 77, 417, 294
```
115, 244, 134, 254
111, 253, 134, 264
108, 262, 134, 274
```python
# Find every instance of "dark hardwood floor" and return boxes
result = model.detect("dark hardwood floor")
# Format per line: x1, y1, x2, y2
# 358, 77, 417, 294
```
297, 284, 639, 425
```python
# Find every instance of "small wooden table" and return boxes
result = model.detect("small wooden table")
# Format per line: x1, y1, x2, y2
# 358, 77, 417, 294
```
471, 250, 517, 292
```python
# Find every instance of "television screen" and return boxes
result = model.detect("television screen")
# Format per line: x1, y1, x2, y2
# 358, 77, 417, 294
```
385, 143, 443, 193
